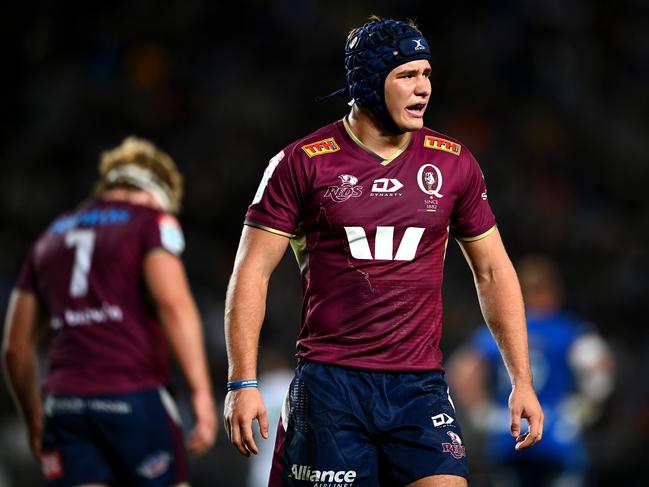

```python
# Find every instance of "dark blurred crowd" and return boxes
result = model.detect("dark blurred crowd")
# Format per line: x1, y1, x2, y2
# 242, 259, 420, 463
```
1, 1, 647, 485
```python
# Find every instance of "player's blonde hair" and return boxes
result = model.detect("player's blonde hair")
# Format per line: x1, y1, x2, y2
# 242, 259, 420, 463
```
94, 136, 184, 214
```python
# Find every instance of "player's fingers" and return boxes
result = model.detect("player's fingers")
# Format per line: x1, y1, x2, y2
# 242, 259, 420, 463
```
230, 419, 250, 457
223, 415, 232, 442
187, 425, 214, 455
186, 430, 204, 455
515, 414, 542, 451
199, 416, 217, 444
258, 409, 270, 439
510, 408, 521, 438
241, 418, 259, 455
527, 412, 544, 446
515, 431, 536, 450
29, 435, 42, 460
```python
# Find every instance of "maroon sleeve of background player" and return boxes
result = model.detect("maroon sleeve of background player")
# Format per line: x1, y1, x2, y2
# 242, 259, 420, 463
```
139, 209, 163, 252
450, 150, 497, 240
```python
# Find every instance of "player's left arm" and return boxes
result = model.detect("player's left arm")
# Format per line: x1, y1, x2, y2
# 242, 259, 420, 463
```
143, 250, 217, 455
1, 290, 46, 459
458, 228, 544, 451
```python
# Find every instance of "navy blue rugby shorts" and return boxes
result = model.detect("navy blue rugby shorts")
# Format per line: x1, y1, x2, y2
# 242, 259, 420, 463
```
269, 361, 469, 486
39, 387, 188, 487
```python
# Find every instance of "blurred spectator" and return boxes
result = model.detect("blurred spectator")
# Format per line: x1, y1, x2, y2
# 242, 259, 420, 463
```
447, 254, 615, 487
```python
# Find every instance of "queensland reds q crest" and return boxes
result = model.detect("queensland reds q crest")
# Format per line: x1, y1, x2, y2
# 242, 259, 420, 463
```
324, 174, 363, 203
417, 164, 443, 197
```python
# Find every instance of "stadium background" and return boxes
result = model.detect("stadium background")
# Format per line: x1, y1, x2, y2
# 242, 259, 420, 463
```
1, 0, 647, 485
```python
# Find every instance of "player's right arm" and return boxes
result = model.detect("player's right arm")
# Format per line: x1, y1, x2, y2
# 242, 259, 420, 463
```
223, 225, 289, 457
2, 290, 46, 459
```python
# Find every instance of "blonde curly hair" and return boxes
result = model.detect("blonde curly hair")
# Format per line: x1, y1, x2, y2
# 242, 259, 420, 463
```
94, 136, 184, 214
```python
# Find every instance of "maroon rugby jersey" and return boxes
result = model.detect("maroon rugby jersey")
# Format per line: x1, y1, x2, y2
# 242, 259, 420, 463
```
16, 198, 185, 395
246, 119, 496, 372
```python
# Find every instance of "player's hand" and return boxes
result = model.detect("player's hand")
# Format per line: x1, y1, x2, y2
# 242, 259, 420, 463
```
27, 416, 43, 460
223, 388, 269, 457
187, 391, 218, 455
509, 382, 544, 451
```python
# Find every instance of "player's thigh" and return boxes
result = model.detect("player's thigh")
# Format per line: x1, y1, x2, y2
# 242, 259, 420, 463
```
406, 474, 468, 487
91, 388, 188, 486
269, 362, 378, 486
378, 371, 469, 485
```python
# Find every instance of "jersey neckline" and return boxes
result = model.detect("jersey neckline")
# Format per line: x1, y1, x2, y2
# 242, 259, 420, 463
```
335, 118, 420, 167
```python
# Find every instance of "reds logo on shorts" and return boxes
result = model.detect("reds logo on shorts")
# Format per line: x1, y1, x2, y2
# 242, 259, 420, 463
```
41, 450, 64, 480
441, 431, 466, 459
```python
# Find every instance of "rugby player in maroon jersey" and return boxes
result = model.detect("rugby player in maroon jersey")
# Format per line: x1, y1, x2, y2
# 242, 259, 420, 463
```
3, 137, 216, 486
224, 16, 543, 487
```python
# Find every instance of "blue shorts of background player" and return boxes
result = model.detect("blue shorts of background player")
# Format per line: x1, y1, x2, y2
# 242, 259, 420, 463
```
40, 387, 188, 487
269, 361, 469, 486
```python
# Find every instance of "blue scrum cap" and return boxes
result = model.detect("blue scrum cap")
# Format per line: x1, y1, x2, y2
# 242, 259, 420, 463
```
345, 17, 431, 133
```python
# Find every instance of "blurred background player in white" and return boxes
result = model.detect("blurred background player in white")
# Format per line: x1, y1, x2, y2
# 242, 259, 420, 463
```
448, 254, 615, 487
2, 137, 217, 487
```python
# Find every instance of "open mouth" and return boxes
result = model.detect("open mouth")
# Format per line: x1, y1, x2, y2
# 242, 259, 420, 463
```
406, 103, 426, 116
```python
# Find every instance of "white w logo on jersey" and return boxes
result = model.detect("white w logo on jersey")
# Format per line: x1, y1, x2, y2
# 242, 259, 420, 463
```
343, 226, 425, 261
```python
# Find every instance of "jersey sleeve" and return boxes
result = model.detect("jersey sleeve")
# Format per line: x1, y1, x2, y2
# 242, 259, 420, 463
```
141, 211, 186, 256
244, 146, 307, 238
450, 150, 497, 241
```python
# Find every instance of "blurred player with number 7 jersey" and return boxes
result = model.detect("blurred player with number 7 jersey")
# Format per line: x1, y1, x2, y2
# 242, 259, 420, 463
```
2, 137, 217, 487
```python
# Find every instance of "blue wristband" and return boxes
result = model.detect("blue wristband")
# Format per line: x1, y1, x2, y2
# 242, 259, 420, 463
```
227, 379, 258, 391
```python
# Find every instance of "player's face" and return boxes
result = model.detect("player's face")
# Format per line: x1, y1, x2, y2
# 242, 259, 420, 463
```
384, 60, 431, 132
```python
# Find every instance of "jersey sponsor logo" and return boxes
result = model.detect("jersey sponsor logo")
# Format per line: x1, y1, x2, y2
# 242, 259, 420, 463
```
442, 431, 466, 459
87, 399, 132, 414
370, 178, 403, 193
52, 302, 124, 330
302, 137, 340, 157
51, 208, 130, 234
44, 396, 132, 415
343, 226, 425, 261
44, 396, 85, 415
137, 451, 172, 479
158, 214, 185, 255
431, 412, 455, 427
41, 450, 64, 480
417, 164, 444, 197
324, 174, 363, 203
424, 135, 461, 155
290, 463, 357, 485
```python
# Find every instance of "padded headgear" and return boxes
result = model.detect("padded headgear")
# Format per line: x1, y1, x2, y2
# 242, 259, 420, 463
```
345, 18, 431, 133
